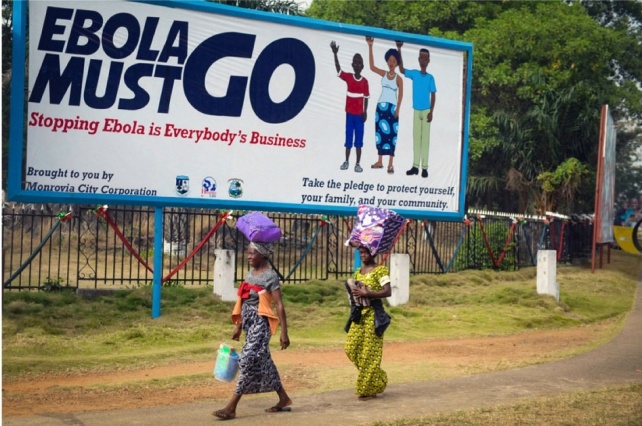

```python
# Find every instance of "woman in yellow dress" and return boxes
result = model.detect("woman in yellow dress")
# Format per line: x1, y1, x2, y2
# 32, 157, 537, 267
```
345, 246, 392, 400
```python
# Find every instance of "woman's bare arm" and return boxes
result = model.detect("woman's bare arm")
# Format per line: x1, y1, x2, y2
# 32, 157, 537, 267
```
271, 288, 290, 349
366, 36, 385, 77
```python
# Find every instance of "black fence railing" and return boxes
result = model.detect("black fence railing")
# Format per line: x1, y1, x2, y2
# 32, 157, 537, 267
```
2, 204, 595, 291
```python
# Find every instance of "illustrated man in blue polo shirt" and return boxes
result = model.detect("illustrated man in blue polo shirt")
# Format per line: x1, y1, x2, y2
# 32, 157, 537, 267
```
396, 41, 437, 178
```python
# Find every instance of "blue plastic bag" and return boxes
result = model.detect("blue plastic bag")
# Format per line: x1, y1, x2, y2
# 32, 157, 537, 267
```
214, 343, 240, 382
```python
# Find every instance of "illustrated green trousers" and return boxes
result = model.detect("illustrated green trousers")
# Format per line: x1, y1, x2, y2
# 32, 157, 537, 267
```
412, 109, 432, 169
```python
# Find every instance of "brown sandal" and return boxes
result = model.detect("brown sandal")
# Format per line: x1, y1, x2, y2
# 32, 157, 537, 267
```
213, 410, 236, 420
358, 395, 377, 401
387, 165, 394, 174
371, 163, 384, 169
265, 406, 292, 412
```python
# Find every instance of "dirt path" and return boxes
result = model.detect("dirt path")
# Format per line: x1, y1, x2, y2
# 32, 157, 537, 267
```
0, 325, 615, 417
3, 278, 641, 425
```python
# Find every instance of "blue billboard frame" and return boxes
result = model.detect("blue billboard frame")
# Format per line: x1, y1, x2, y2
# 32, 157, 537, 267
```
9, 0, 473, 221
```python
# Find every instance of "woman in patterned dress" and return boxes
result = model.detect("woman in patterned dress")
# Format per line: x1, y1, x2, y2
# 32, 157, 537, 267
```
366, 36, 403, 175
345, 246, 392, 400
213, 242, 292, 420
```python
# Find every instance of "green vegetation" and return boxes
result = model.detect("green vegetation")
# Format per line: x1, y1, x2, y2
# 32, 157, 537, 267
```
371, 382, 642, 426
452, 222, 516, 271
2, 250, 640, 422
307, 0, 642, 212
3, 251, 640, 378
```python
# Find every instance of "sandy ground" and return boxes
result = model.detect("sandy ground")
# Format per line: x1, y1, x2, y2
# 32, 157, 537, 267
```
4, 274, 642, 425
1, 325, 613, 418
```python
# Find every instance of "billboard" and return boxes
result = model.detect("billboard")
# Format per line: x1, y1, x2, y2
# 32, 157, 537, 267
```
594, 104, 617, 245
9, 0, 472, 220
591, 104, 617, 272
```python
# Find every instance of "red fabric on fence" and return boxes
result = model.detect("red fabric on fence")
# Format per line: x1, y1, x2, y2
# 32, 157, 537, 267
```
162, 211, 230, 283
98, 207, 154, 273
548, 220, 567, 261
96, 207, 231, 280
477, 216, 518, 269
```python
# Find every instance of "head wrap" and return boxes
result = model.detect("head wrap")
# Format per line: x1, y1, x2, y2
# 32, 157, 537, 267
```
249, 241, 274, 259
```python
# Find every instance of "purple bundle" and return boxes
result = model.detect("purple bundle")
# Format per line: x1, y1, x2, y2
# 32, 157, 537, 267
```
346, 205, 404, 256
236, 212, 282, 243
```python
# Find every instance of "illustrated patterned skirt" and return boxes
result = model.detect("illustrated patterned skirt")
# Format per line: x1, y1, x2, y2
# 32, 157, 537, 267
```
345, 307, 388, 397
235, 304, 282, 395
375, 102, 398, 156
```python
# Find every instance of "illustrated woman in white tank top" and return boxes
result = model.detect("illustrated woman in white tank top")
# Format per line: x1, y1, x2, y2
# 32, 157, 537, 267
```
366, 36, 403, 175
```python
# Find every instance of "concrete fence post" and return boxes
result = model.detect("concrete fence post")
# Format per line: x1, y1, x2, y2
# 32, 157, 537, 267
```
389, 253, 410, 306
537, 250, 559, 302
214, 249, 237, 302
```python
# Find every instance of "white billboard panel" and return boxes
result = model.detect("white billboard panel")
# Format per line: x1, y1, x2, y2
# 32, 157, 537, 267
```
9, 0, 472, 220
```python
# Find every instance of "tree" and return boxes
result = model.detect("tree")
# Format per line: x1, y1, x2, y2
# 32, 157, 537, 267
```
307, 0, 513, 35
580, 0, 642, 202
2, 0, 11, 70
465, 2, 641, 213
536, 157, 589, 213
307, 0, 642, 214
211, 0, 303, 15
580, 0, 642, 35
614, 123, 642, 200
2, 0, 13, 189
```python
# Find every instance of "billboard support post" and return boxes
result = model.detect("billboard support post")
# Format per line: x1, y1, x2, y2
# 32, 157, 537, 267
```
152, 207, 163, 318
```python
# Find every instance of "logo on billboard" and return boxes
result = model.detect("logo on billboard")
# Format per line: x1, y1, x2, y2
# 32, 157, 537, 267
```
201, 177, 217, 198
228, 178, 244, 198
175, 175, 189, 195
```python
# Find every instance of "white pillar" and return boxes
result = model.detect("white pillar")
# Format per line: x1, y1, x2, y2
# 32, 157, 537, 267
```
537, 250, 559, 302
214, 249, 237, 302
389, 253, 410, 306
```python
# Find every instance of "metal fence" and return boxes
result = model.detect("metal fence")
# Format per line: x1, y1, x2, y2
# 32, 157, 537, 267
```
2, 204, 594, 291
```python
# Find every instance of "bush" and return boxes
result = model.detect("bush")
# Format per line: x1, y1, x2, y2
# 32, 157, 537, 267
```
454, 221, 517, 271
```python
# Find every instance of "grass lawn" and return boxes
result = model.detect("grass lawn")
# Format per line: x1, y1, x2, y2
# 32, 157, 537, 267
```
2, 249, 641, 423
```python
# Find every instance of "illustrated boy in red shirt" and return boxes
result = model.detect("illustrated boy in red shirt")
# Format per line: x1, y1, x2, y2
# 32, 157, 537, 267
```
331, 41, 370, 173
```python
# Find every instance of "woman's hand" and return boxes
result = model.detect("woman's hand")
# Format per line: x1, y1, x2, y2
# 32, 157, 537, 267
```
355, 282, 392, 299
351, 284, 369, 298
232, 323, 242, 341
272, 288, 289, 349
280, 332, 290, 350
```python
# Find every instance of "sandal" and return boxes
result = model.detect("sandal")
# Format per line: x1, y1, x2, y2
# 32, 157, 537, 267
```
358, 395, 377, 401
213, 410, 236, 420
265, 406, 292, 413
371, 163, 384, 169
387, 165, 394, 174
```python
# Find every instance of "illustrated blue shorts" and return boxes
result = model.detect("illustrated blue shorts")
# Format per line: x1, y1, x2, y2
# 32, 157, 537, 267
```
345, 113, 364, 149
